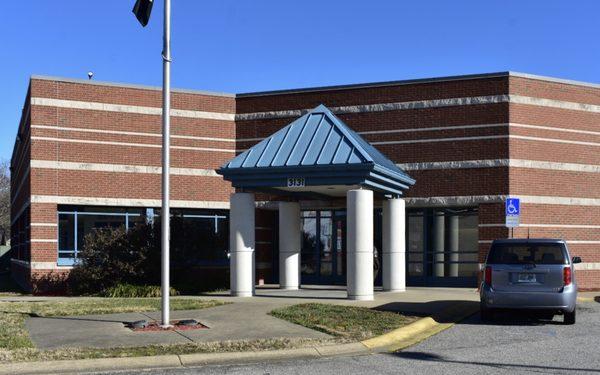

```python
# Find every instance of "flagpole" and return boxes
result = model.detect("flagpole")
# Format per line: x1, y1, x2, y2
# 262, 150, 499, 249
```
161, 0, 171, 327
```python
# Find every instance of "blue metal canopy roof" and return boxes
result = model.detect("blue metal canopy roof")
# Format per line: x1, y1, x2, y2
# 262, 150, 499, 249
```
217, 105, 415, 197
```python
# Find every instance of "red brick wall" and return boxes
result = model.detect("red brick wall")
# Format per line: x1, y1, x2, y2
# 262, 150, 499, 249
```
508, 76, 600, 289
29, 78, 236, 204
236, 76, 509, 112
13, 78, 237, 292
11, 73, 600, 291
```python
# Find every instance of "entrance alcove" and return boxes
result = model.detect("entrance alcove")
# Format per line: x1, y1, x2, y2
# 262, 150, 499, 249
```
217, 105, 415, 300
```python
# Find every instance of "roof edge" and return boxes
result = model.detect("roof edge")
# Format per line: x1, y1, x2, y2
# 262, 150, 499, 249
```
238, 71, 600, 97
29, 71, 600, 101
507, 71, 600, 89
29, 75, 236, 98
236, 72, 512, 98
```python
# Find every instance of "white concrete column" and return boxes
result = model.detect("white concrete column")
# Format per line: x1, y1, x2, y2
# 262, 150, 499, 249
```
433, 213, 445, 277
347, 189, 374, 301
448, 215, 460, 277
229, 193, 255, 297
279, 202, 301, 290
382, 198, 406, 292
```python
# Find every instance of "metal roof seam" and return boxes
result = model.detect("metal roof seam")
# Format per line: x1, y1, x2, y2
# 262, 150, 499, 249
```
325, 107, 374, 163
330, 129, 346, 166
298, 113, 326, 166
314, 120, 336, 165
255, 135, 275, 167
268, 123, 293, 167
284, 113, 311, 167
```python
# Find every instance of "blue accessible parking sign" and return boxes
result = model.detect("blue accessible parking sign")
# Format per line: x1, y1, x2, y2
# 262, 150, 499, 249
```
505, 198, 520, 228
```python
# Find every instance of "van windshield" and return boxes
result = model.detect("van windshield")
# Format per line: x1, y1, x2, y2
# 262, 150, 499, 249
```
487, 243, 568, 265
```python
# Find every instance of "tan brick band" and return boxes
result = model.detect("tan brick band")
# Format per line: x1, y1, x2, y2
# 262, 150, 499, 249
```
30, 195, 230, 209
31, 97, 235, 121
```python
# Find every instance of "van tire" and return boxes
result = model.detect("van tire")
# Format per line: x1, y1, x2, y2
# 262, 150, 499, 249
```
564, 309, 576, 325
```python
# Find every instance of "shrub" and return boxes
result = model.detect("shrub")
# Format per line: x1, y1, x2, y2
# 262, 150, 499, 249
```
101, 283, 179, 298
68, 223, 161, 295
67, 221, 230, 296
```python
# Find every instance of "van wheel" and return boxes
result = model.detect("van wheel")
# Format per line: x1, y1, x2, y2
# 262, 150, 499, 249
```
564, 310, 576, 325
480, 305, 493, 322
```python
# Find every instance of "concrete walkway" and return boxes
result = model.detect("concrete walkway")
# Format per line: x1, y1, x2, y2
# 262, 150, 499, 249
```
11, 286, 479, 350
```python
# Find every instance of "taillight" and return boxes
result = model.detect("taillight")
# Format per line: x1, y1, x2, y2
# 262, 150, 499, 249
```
484, 266, 492, 286
564, 266, 572, 286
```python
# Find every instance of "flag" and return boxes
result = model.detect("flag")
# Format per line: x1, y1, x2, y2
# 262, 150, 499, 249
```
133, 0, 154, 27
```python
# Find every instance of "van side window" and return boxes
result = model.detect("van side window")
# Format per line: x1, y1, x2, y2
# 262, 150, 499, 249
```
487, 244, 568, 265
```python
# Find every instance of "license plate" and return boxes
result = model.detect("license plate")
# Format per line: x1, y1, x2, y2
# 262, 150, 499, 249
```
518, 273, 536, 283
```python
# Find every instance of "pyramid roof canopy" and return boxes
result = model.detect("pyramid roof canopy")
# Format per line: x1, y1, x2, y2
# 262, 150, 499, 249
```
217, 105, 414, 197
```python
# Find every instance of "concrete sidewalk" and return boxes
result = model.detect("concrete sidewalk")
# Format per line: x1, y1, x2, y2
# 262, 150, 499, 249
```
25, 303, 330, 349
17, 286, 479, 350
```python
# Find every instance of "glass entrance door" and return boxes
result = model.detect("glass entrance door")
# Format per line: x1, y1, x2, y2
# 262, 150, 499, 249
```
407, 208, 479, 287
301, 210, 346, 285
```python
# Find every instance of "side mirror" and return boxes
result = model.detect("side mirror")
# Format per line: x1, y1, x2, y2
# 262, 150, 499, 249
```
572, 256, 582, 264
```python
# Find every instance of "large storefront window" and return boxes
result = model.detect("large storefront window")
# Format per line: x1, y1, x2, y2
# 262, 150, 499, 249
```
57, 206, 228, 266
407, 207, 479, 286
167, 209, 229, 264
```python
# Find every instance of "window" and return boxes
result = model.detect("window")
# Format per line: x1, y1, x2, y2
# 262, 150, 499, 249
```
300, 210, 347, 284
487, 243, 568, 265
406, 207, 479, 283
301, 212, 318, 276
57, 206, 229, 266
11, 207, 30, 262
165, 209, 229, 264
57, 206, 144, 266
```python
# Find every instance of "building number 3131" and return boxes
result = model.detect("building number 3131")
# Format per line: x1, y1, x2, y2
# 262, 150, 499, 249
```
287, 177, 305, 188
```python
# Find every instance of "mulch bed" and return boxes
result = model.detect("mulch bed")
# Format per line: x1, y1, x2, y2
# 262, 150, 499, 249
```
128, 320, 209, 332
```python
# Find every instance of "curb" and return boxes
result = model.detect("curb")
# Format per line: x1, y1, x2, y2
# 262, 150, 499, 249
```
362, 303, 480, 352
0, 355, 183, 375
577, 297, 598, 303
362, 317, 452, 352
0, 303, 477, 374
577, 296, 598, 303
0, 343, 371, 375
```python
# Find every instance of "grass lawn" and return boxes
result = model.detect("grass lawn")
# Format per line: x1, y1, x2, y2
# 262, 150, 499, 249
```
270, 303, 418, 341
0, 298, 235, 362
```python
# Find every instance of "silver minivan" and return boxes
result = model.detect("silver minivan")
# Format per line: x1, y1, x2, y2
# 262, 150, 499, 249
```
480, 239, 581, 324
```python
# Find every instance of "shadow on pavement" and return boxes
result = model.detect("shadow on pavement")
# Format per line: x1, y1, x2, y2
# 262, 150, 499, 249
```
199, 287, 349, 300
374, 300, 479, 323
374, 301, 577, 326
20, 314, 132, 324
41, 315, 133, 324
250, 295, 349, 300
471, 310, 567, 326
389, 351, 600, 373
6, 311, 137, 325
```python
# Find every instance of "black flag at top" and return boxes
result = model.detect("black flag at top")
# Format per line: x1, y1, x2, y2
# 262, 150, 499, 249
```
133, 0, 154, 27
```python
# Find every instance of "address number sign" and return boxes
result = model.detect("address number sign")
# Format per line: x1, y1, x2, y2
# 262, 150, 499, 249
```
287, 177, 305, 188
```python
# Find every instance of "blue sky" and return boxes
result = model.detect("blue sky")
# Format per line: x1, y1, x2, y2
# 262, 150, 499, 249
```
1, 0, 599, 161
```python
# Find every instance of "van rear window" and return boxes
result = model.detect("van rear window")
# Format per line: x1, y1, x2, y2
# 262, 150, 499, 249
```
487, 243, 568, 265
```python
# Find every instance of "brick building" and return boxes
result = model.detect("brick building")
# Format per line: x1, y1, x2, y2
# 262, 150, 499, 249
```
10, 72, 600, 292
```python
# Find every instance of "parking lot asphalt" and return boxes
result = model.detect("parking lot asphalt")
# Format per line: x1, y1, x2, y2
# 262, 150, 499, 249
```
108, 300, 600, 375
